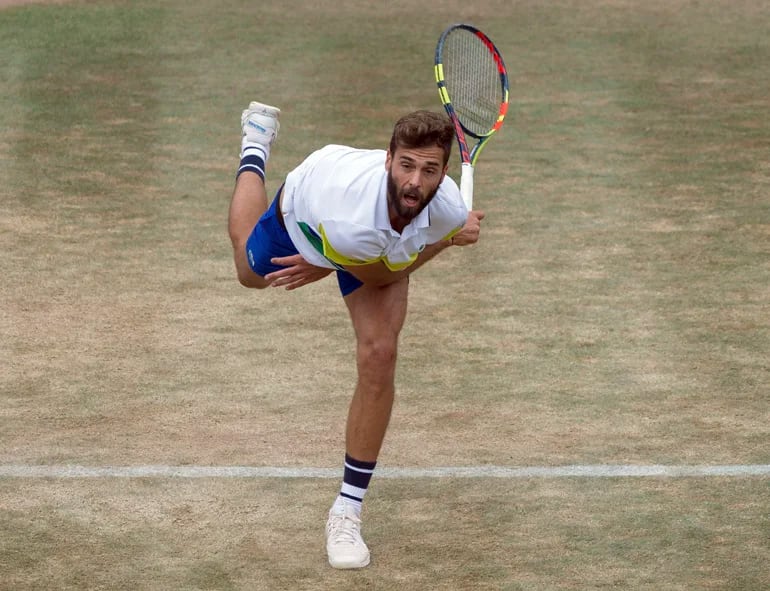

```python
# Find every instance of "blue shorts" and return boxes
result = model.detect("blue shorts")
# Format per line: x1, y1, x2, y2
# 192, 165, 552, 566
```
245, 189, 364, 296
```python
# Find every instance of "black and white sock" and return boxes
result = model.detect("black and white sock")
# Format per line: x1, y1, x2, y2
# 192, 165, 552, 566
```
236, 144, 268, 181
334, 454, 377, 514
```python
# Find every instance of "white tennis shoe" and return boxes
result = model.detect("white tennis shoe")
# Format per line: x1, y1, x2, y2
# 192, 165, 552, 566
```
325, 502, 370, 569
240, 101, 280, 157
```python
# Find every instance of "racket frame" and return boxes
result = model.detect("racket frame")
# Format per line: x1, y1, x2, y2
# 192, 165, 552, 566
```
434, 23, 509, 208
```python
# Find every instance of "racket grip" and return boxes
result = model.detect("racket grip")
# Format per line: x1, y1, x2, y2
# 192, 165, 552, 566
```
460, 162, 474, 210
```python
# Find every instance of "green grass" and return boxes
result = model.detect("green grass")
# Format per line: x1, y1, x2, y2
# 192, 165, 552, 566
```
1, 0, 769, 589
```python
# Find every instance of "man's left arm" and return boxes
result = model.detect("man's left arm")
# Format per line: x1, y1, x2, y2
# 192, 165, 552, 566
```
341, 209, 486, 287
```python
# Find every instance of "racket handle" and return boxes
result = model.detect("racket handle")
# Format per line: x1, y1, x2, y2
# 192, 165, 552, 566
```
460, 162, 474, 210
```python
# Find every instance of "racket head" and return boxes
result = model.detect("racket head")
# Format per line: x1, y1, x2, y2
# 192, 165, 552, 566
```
435, 23, 509, 164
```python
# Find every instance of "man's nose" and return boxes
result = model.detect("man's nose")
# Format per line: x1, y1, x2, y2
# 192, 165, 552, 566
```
407, 170, 423, 186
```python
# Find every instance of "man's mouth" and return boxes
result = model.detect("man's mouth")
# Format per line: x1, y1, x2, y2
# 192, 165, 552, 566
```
402, 192, 420, 207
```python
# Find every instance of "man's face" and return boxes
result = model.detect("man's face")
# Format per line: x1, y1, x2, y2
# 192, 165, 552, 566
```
385, 145, 447, 227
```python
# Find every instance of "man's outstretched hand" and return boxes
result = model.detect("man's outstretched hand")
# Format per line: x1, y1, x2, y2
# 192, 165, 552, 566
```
266, 254, 334, 290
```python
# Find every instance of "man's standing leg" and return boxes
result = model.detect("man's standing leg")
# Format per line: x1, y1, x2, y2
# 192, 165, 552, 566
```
326, 279, 409, 569
227, 101, 280, 288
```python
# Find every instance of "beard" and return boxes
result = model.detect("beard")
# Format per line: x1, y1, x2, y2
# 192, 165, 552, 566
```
386, 170, 440, 223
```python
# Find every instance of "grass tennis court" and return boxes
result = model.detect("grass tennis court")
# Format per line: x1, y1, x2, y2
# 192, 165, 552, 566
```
1, 0, 768, 589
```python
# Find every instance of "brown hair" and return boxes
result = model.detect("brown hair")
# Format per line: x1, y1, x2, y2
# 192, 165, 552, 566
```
389, 110, 454, 166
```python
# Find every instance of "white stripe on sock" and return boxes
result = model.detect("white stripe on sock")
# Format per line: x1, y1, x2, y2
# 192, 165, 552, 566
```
238, 163, 264, 176
341, 482, 368, 500
344, 461, 375, 475
241, 142, 269, 160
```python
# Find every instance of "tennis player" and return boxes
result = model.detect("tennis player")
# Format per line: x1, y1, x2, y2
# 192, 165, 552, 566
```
227, 101, 484, 569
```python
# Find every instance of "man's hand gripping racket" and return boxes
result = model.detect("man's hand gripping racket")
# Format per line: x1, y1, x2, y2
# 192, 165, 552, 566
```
435, 23, 510, 210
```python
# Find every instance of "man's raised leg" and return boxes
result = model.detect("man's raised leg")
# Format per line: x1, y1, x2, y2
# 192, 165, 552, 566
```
227, 101, 280, 287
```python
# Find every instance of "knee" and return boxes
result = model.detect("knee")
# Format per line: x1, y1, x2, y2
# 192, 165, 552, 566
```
233, 248, 269, 289
356, 339, 397, 400
358, 337, 398, 371
238, 274, 268, 289
235, 263, 269, 289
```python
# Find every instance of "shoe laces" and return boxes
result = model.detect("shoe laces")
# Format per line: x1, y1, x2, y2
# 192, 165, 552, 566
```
328, 509, 363, 546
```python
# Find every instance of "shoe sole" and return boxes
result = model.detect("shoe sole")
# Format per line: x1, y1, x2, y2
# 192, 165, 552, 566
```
328, 555, 371, 569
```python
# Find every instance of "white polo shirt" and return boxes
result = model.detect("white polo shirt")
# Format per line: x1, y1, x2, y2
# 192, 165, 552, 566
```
281, 144, 467, 271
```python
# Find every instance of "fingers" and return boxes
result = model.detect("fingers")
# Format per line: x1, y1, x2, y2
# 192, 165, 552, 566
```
450, 210, 485, 247
265, 268, 300, 289
264, 258, 333, 290
272, 275, 305, 290
270, 254, 305, 267
264, 254, 307, 285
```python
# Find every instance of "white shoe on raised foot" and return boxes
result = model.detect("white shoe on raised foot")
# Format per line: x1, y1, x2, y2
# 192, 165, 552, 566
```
240, 101, 280, 154
325, 502, 370, 569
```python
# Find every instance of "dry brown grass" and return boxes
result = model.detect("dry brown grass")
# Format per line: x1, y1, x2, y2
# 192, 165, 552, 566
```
1, 0, 768, 589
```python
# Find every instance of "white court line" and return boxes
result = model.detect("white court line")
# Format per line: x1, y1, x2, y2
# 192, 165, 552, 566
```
0, 464, 769, 478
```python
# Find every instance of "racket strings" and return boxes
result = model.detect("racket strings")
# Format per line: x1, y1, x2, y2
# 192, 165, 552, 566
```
441, 30, 502, 136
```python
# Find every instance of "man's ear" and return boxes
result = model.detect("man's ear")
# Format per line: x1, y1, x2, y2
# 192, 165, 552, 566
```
385, 149, 392, 171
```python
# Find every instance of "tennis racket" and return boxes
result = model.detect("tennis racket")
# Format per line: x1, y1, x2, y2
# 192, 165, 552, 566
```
435, 23, 509, 209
